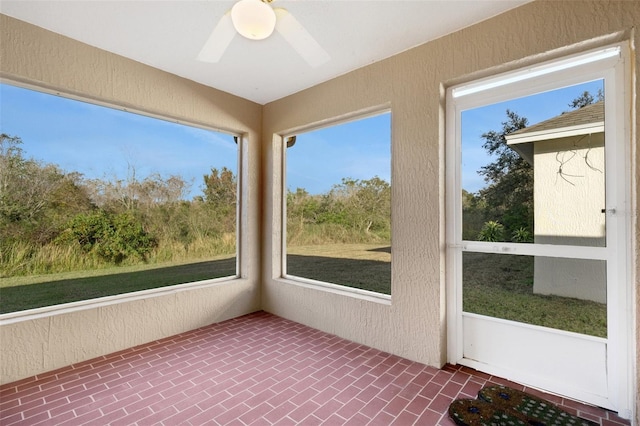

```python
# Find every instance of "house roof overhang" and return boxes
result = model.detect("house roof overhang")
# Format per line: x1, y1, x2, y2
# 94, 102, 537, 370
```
505, 101, 604, 165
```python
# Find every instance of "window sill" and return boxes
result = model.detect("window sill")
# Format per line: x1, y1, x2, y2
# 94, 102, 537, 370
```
0, 276, 243, 325
277, 275, 392, 305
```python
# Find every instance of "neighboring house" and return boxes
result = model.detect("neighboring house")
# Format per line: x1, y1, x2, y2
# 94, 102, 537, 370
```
506, 101, 606, 304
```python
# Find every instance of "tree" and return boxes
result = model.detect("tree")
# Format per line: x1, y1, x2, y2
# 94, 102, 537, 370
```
0, 134, 56, 225
202, 167, 236, 207
287, 188, 321, 226
201, 167, 237, 232
569, 89, 603, 109
0, 134, 23, 200
0, 134, 92, 244
569, 91, 595, 109
85, 164, 190, 213
462, 189, 486, 240
476, 110, 533, 239
329, 176, 390, 235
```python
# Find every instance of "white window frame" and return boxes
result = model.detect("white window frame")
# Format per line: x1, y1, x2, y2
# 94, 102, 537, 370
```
279, 108, 393, 303
445, 43, 635, 418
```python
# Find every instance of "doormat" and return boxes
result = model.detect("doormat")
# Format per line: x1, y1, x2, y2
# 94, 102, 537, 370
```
448, 385, 598, 426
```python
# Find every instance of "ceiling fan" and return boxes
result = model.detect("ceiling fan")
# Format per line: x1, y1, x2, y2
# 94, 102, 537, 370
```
197, 0, 330, 67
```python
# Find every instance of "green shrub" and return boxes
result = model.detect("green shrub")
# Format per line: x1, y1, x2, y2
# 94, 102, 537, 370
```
512, 227, 533, 243
56, 211, 156, 264
477, 221, 505, 242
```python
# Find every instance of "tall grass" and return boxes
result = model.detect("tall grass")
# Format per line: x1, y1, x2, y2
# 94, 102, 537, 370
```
153, 234, 236, 263
287, 223, 389, 246
1, 242, 104, 277
1, 234, 236, 278
2, 220, 383, 278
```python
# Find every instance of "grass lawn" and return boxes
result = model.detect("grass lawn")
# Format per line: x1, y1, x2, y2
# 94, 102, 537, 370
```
0, 245, 607, 339
287, 244, 391, 294
463, 252, 607, 338
0, 256, 236, 314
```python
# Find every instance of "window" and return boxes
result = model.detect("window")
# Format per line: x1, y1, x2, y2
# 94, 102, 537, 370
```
0, 83, 239, 314
283, 111, 391, 296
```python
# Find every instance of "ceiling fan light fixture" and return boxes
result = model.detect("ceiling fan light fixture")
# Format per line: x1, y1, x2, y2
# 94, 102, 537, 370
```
231, 0, 276, 40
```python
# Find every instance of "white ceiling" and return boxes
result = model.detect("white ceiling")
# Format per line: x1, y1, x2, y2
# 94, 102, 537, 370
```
0, 0, 530, 105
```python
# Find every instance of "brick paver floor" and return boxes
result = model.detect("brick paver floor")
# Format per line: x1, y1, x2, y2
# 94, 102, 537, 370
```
0, 311, 630, 425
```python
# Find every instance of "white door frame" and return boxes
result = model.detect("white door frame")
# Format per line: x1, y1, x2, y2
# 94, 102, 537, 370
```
445, 43, 635, 419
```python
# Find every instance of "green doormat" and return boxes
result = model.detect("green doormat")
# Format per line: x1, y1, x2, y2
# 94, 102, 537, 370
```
449, 398, 529, 426
448, 385, 598, 426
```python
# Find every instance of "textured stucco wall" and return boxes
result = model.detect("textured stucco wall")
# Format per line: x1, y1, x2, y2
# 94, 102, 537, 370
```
262, 1, 638, 421
0, 14, 263, 384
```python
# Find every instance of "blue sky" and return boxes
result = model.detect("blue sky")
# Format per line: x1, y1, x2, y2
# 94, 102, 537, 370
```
1, 79, 602, 198
0, 83, 391, 197
0, 83, 237, 199
287, 112, 391, 194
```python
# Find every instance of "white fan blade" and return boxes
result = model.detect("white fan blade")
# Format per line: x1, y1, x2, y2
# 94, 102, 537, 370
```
274, 8, 330, 68
197, 11, 236, 63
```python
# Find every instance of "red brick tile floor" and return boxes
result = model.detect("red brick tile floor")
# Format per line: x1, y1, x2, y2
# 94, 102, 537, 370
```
0, 311, 630, 426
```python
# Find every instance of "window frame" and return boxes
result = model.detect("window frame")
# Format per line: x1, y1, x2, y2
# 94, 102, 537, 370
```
278, 108, 393, 303
0, 78, 246, 321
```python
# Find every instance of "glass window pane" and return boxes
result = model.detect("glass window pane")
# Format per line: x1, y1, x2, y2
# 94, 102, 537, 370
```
461, 80, 606, 247
285, 113, 391, 295
0, 83, 238, 314
462, 252, 607, 337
